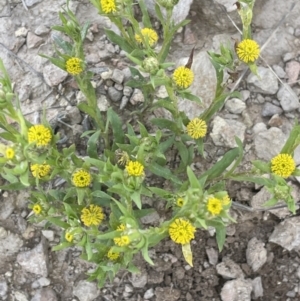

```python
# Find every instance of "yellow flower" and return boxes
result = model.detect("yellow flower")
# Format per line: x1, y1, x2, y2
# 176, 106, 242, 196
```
31, 163, 51, 178
236, 39, 260, 63
186, 118, 207, 139
107, 248, 120, 260
81, 204, 104, 227
114, 235, 130, 246
65, 57, 83, 75
65, 232, 73, 242
207, 197, 223, 215
125, 161, 144, 177
169, 218, 196, 245
176, 198, 184, 207
101, 0, 116, 14
72, 169, 92, 187
28, 125, 52, 146
173, 66, 194, 89
5, 147, 15, 159
271, 153, 295, 178
117, 224, 126, 231
33, 204, 42, 215
222, 195, 231, 206
135, 28, 158, 47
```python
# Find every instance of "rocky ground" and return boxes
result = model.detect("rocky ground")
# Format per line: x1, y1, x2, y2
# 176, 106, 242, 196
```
1, 0, 300, 300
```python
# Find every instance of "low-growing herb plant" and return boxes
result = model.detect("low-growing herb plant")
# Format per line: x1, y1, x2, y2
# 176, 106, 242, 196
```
0, 0, 300, 287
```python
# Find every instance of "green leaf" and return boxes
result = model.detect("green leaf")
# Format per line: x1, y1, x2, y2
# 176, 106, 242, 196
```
0, 182, 26, 190
52, 242, 73, 251
105, 29, 134, 53
148, 162, 182, 185
133, 208, 155, 219
178, 91, 202, 104
91, 190, 111, 199
85, 237, 93, 261
77, 102, 97, 119
0, 132, 17, 142
216, 226, 226, 252
141, 239, 154, 265
107, 108, 125, 145
252, 160, 271, 173
263, 197, 278, 207
97, 231, 117, 240
19, 171, 30, 187
87, 130, 101, 159
76, 188, 85, 205
46, 217, 69, 229
84, 158, 105, 170
281, 123, 300, 154
182, 243, 193, 267
139, 0, 151, 27
151, 98, 176, 116
187, 166, 201, 189
151, 118, 181, 134
131, 191, 142, 209
81, 21, 90, 41
229, 175, 272, 187
159, 135, 175, 153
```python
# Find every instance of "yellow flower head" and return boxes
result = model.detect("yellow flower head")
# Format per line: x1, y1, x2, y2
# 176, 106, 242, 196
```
66, 57, 83, 75
176, 198, 184, 207
207, 197, 223, 215
135, 28, 158, 47
5, 147, 15, 159
28, 125, 52, 146
65, 232, 73, 242
173, 66, 194, 89
222, 195, 231, 206
117, 224, 126, 231
72, 169, 92, 187
186, 118, 207, 139
271, 153, 295, 178
169, 218, 196, 245
31, 163, 51, 178
125, 161, 144, 177
33, 204, 42, 215
236, 39, 260, 63
107, 248, 120, 260
101, 0, 116, 14
114, 235, 130, 247
81, 204, 104, 227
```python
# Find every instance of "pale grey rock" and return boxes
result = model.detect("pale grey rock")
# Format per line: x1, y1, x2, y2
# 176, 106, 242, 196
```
261, 102, 283, 117
37, 277, 51, 287
254, 127, 285, 161
267, 114, 284, 128
178, 51, 216, 119
144, 288, 154, 300
247, 67, 278, 95
252, 277, 263, 300
111, 69, 124, 84
155, 287, 181, 301
214, 0, 237, 12
240, 90, 250, 101
0, 196, 15, 220
100, 69, 113, 80
225, 98, 246, 114
216, 258, 244, 280
130, 88, 144, 105
252, 122, 267, 134
17, 238, 49, 277
107, 86, 123, 102
31, 288, 57, 301
123, 86, 133, 97
25, 0, 42, 7
220, 278, 252, 301
0, 228, 23, 257
206, 247, 218, 266
73, 280, 100, 301
41, 230, 54, 242
283, 52, 296, 62
0, 280, 8, 298
15, 291, 29, 301
210, 116, 246, 148
130, 271, 148, 288
277, 85, 299, 112
26, 32, 44, 49
15, 27, 28, 38
145, 0, 193, 25
97, 95, 109, 111
120, 96, 129, 109
43, 64, 68, 87
272, 65, 286, 78
140, 211, 160, 225
269, 217, 300, 251
34, 25, 50, 36
285, 61, 300, 84
66, 106, 82, 125
246, 238, 267, 272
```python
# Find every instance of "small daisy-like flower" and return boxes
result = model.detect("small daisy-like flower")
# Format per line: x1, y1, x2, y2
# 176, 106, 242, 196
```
107, 248, 120, 260
33, 204, 42, 215
81, 204, 104, 227
114, 235, 130, 246
65, 232, 73, 242
271, 153, 296, 178
207, 197, 223, 215
65, 57, 83, 75
125, 161, 144, 177
101, 0, 116, 14
169, 218, 196, 245
176, 198, 184, 207
135, 28, 158, 47
5, 147, 15, 159
222, 195, 231, 206
186, 118, 207, 139
236, 39, 260, 63
117, 224, 126, 231
30, 163, 51, 178
173, 66, 194, 89
72, 169, 92, 187
28, 125, 52, 146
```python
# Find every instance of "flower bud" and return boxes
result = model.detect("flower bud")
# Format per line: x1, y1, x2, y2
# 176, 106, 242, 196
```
158, 0, 179, 9
142, 57, 159, 75
273, 185, 290, 200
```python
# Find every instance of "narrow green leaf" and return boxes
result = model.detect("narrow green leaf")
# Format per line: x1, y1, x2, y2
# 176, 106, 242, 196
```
77, 102, 96, 119
46, 217, 69, 229
52, 242, 73, 251
187, 166, 201, 189
105, 29, 134, 53
215, 227, 226, 252
148, 162, 182, 185
151, 118, 180, 133
87, 130, 101, 159
182, 243, 193, 267
107, 107, 125, 145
